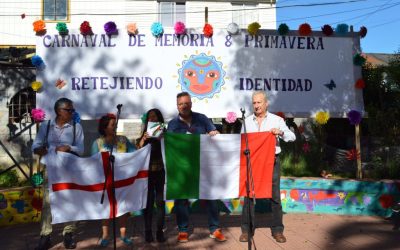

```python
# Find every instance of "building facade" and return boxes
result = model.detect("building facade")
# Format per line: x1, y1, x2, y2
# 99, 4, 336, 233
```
0, 0, 277, 180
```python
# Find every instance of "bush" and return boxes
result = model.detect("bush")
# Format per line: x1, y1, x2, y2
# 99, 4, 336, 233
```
0, 170, 19, 188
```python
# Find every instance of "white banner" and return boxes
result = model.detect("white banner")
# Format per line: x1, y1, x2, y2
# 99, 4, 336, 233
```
36, 28, 363, 119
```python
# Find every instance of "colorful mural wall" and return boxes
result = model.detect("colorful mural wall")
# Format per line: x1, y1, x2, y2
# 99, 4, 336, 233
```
1, 178, 399, 226
0, 187, 42, 226
280, 178, 399, 216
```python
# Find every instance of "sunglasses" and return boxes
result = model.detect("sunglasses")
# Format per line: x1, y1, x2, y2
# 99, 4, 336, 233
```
61, 108, 75, 113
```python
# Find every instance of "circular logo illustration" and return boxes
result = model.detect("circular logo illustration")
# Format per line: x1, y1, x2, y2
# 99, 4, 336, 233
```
178, 53, 225, 100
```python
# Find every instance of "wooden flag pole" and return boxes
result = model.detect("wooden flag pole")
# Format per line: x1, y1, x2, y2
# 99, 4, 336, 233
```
355, 124, 362, 179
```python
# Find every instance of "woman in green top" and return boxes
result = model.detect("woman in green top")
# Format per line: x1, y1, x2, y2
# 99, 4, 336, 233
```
91, 113, 136, 247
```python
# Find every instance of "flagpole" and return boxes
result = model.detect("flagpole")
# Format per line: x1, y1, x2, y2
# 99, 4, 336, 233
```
100, 104, 123, 250
240, 108, 256, 250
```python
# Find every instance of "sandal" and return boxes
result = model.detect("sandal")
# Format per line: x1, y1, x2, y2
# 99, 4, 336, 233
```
120, 237, 133, 246
98, 238, 109, 247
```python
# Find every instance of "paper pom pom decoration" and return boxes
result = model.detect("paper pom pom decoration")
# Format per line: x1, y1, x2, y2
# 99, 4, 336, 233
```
315, 111, 330, 125
276, 112, 286, 119
33, 20, 46, 35
80, 21, 93, 36
355, 78, 365, 89
227, 23, 239, 35
353, 53, 366, 66
298, 23, 312, 36
174, 21, 186, 35
347, 110, 362, 125
151, 22, 164, 37
127, 23, 138, 35
302, 142, 310, 153
359, 26, 367, 38
141, 113, 147, 123
31, 172, 44, 187
31, 55, 45, 70
346, 149, 360, 161
56, 22, 69, 36
31, 108, 46, 122
73, 111, 81, 124
225, 112, 237, 124
31, 81, 42, 91
321, 24, 333, 36
203, 23, 213, 38
247, 22, 261, 36
104, 21, 118, 36
278, 23, 289, 36
335, 23, 349, 35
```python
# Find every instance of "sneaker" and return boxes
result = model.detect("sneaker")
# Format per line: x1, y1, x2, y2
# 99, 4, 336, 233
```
63, 233, 77, 249
177, 232, 189, 243
392, 203, 400, 212
34, 235, 51, 250
120, 237, 133, 246
209, 229, 226, 242
98, 238, 109, 247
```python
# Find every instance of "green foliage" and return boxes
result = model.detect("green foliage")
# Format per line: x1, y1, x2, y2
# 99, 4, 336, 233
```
280, 139, 323, 177
362, 51, 400, 146
0, 170, 19, 188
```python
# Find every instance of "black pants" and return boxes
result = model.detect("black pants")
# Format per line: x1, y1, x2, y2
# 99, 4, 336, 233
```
143, 169, 166, 233
241, 156, 284, 234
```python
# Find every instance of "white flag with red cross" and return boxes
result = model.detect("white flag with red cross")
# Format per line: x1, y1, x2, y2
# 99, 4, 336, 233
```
42, 145, 150, 224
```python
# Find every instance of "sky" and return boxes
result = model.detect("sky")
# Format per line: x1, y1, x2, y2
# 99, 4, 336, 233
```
276, 0, 400, 53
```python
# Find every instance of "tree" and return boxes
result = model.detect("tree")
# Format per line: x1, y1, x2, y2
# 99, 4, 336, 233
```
362, 50, 400, 146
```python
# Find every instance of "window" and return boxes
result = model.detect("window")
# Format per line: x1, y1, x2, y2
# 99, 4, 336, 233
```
8, 87, 36, 124
159, 1, 186, 27
232, 3, 259, 28
43, 0, 69, 21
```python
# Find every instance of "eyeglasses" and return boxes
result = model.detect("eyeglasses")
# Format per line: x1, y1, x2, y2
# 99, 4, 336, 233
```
61, 108, 75, 113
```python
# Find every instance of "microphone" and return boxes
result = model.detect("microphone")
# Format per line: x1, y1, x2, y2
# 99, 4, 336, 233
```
240, 108, 245, 115
117, 104, 123, 111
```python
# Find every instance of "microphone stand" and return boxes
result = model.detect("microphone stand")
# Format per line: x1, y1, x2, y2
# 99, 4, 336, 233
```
241, 108, 256, 250
100, 104, 123, 250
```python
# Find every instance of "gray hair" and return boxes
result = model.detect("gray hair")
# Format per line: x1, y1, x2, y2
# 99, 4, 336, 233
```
54, 97, 73, 115
252, 91, 268, 102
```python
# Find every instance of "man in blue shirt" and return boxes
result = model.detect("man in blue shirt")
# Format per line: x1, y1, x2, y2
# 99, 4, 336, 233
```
167, 92, 226, 243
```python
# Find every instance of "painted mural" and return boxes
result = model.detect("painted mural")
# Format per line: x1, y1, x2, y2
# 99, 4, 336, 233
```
1, 178, 399, 226
0, 187, 42, 226
280, 178, 400, 216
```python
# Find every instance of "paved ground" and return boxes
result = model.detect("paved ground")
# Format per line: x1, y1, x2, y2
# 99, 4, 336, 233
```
1, 213, 399, 250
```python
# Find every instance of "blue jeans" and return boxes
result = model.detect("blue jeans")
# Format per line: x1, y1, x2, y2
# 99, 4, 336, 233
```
241, 156, 284, 234
175, 199, 220, 233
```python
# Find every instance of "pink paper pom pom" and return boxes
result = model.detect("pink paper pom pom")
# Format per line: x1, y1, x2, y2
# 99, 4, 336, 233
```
31, 108, 46, 122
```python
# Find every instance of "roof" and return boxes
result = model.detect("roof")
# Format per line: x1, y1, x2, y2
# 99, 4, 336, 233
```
365, 53, 393, 67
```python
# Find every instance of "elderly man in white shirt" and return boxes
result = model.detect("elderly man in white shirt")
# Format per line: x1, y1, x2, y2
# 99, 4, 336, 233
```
239, 91, 295, 244
32, 97, 84, 250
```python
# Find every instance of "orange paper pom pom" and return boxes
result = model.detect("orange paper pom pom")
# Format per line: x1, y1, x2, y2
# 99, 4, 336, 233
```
33, 20, 46, 32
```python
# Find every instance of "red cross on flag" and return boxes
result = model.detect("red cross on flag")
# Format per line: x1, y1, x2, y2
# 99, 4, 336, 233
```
43, 145, 151, 224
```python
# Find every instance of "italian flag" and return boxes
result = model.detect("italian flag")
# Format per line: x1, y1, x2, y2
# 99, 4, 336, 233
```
162, 132, 276, 200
